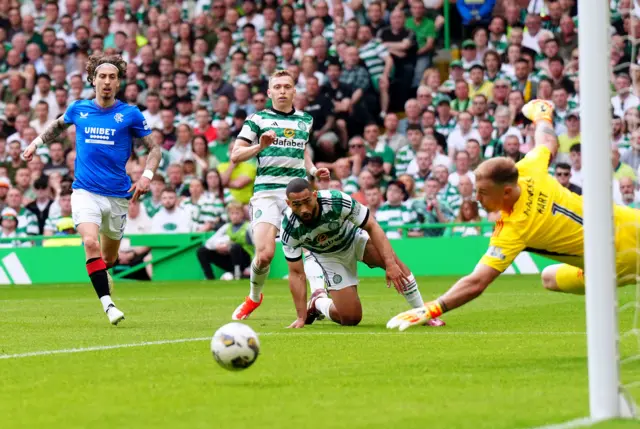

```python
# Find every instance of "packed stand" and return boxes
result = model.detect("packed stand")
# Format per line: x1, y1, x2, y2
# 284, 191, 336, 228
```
0, 0, 639, 247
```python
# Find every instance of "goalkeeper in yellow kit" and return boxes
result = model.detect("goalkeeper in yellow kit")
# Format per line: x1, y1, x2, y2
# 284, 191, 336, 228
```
387, 99, 640, 331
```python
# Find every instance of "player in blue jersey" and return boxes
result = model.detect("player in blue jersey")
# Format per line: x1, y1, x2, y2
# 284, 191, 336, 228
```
22, 54, 162, 325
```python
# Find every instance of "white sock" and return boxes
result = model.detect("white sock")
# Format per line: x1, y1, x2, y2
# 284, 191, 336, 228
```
249, 259, 269, 302
100, 295, 114, 312
304, 257, 325, 293
402, 274, 424, 308
315, 296, 334, 321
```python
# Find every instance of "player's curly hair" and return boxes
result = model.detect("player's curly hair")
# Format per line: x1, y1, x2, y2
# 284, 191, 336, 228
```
85, 53, 127, 86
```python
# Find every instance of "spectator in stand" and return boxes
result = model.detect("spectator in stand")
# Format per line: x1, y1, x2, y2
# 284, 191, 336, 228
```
218, 141, 257, 205
0, 207, 31, 248
410, 177, 453, 237
382, 113, 409, 153
557, 110, 581, 163
513, 57, 537, 102
568, 143, 583, 188
142, 174, 166, 219
447, 111, 481, 159
379, 8, 416, 104
30, 101, 52, 135
363, 123, 394, 174
468, 64, 493, 101
449, 150, 476, 187
612, 116, 628, 149
406, 0, 436, 90
411, 150, 434, 195
554, 162, 582, 195
151, 187, 192, 233
4, 141, 27, 182
357, 24, 393, 117
612, 146, 637, 182
364, 186, 383, 218
198, 202, 254, 280
14, 168, 35, 204
350, 169, 376, 205
622, 130, 640, 171
448, 200, 484, 237
466, 139, 483, 170
5, 187, 38, 236
397, 99, 422, 135
375, 181, 415, 240
406, 135, 451, 175
25, 175, 53, 235
321, 61, 353, 148
617, 177, 639, 208
43, 142, 69, 177
304, 75, 337, 159
395, 124, 424, 176
503, 135, 524, 163
611, 73, 639, 118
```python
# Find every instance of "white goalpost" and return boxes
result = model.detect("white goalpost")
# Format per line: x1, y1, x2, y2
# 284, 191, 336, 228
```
579, 0, 637, 421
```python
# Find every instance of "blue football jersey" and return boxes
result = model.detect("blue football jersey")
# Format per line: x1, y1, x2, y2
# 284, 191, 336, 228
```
64, 100, 151, 198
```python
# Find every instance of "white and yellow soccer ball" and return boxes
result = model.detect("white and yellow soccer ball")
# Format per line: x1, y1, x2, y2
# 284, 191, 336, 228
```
211, 322, 260, 371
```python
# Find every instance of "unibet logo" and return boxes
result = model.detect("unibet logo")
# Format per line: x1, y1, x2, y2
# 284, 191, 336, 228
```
0, 252, 32, 285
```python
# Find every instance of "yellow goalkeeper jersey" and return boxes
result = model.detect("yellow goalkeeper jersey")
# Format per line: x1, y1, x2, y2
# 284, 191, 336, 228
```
480, 145, 640, 273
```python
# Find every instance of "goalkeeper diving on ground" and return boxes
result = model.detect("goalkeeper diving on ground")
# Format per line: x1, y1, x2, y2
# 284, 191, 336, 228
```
387, 99, 640, 331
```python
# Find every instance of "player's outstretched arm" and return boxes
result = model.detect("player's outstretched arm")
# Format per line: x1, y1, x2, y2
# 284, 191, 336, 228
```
129, 134, 162, 201
361, 215, 409, 291
22, 117, 70, 161
286, 258, 308, 329
533, 120, 559, 158
387, 263, 500, 331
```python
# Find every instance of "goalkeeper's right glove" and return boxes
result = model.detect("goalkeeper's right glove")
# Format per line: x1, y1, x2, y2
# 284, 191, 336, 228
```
386, 301, 444, 332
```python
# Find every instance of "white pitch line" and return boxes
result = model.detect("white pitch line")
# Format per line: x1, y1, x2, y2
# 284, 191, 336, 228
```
522, 417, 595, 429
0, 331, 587, 360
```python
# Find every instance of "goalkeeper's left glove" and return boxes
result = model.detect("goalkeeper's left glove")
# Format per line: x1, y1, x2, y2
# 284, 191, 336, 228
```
386, 301, 444, 331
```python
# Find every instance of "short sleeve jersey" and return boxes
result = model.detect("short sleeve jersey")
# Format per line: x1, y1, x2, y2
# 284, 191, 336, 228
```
281, 190, 370, 261
64, 100, 151, 198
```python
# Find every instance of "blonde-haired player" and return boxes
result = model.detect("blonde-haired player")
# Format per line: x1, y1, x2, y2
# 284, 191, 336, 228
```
387, 99, 640, 330
230, 70, 330, 320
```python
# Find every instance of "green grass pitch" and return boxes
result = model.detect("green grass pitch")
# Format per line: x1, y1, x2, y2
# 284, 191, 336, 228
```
1, 276, 639, 429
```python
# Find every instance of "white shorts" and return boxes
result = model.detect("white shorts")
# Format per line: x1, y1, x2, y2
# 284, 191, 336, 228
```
249, 195, 288, 230
309, 229, 370, 291
71, 188, 129, 241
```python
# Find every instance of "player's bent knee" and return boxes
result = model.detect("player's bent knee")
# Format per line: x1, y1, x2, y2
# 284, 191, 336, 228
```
255, 247, 275, 266
541, 266, 560, 291
83, 236, 100, 253
340, 316, 362, 326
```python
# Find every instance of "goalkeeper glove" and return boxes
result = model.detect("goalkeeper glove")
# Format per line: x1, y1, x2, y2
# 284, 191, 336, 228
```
386, 301, 444, 331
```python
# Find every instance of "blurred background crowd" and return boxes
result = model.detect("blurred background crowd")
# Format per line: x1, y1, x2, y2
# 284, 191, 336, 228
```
0, 0, 639, 260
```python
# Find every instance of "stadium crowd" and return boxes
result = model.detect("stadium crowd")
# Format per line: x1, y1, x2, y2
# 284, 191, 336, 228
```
0, 0, 639, 254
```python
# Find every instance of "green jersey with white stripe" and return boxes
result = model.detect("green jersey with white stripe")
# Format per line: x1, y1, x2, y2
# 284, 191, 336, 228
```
44, 214, 72, 234
18, 207, 38, 236
394, 145, 417, 176
238, 108, 313, 197
375, 202, 417, 239
358, 39, 389, 81
281, 190, 369, 259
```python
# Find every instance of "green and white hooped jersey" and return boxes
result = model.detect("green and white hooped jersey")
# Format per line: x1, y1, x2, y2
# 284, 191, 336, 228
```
238, 109, 313, 197
281, 190, 369, 260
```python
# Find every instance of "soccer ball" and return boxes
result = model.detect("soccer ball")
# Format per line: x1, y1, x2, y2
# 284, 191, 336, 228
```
211, 322, 260, 371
